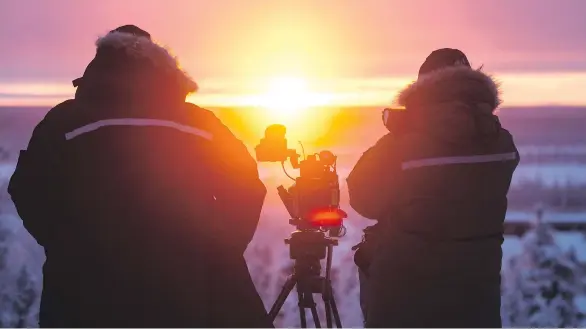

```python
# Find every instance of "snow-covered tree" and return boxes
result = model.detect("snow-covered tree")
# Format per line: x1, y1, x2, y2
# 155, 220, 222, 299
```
12, 267, 37, 327
0, 182, 12, 274
0, 179, 40, 327
0, 222, 12, 326
501, 209, 584, 327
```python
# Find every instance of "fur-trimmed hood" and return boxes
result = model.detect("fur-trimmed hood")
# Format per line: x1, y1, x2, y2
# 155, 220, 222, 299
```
93, 31, 198, 93
395, 66, 501, 110
391, 66, 503, 142
74, 31, 198, 107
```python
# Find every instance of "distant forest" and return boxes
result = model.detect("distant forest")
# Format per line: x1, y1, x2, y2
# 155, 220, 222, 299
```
508, 178, 586, 211
2, 105, 586, 149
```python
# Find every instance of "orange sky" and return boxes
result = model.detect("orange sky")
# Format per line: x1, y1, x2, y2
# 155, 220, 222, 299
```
1, 0, 586, 108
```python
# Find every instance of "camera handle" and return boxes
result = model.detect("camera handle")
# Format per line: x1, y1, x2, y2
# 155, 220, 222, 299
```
286, 149, 300, 169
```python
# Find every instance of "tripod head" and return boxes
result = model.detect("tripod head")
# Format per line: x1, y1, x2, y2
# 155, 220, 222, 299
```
269, 227, 343, 328
286, 230, 337, 261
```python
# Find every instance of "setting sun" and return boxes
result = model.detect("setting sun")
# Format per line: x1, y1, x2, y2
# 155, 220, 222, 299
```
261, 77, 310, 119
252, 76, 333, 124
235, 75, 337, 143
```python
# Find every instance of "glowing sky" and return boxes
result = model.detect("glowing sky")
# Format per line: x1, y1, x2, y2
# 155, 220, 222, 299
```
1, 0, 586, 107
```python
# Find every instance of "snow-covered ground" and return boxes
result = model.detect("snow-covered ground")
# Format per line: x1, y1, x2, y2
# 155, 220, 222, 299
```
0, 156, 585, 327
0, 163, 15, 181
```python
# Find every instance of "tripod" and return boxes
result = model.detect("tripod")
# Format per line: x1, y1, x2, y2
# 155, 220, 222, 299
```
268, 230, 342, 328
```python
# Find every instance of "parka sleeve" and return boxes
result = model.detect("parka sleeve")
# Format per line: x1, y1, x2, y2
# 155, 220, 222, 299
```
204, 110, 267, 253
346, 133, 401, 220
7, 102, 71, 247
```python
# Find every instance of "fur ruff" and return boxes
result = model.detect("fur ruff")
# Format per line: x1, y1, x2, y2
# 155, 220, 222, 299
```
394, 66, 501, 111
95, 31, 198, 93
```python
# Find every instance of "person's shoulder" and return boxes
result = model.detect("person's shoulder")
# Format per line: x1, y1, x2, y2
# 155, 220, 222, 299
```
497, 126, 518, 153
493, 116, 516, 145
184, 102, 216, 119
183, 102, 235, 137
184, 102, 221, 125
372, 132, 396, 149
355, 132, 397, 160
42, 99, 78, 122
31, 99, 78, 139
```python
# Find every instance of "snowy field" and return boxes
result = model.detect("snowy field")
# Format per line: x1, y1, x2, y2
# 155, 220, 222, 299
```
1, 158, 585, 327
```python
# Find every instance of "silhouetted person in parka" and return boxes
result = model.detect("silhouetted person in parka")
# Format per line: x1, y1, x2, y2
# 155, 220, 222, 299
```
348, 49, 519, 327
8, 25, 271, 328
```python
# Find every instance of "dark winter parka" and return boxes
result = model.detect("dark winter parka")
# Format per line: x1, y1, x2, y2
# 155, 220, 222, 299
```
347, 66, 519, 327
8, 29, 271, 328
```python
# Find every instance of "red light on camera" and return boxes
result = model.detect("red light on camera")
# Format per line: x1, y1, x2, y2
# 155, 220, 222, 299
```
307, 207, 347, 227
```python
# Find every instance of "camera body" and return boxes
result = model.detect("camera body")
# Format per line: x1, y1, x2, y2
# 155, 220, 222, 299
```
255, 124, 346, 235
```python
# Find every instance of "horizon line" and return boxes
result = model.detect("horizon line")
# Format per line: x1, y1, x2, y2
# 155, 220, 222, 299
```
3, 103, 586, 110
2, 71, 586, 107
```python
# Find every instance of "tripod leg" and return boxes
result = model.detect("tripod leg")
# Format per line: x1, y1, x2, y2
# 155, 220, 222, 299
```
269, 275, 297, 322
323, 244, 339, 328
322, 291, 333, 328
297, 289, 307, 328
309, 302, 321, 328
327, 284, 342, 328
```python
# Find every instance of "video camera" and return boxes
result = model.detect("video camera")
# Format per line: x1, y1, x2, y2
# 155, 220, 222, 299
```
256, 124, 346, 327
255, 124, 347, 237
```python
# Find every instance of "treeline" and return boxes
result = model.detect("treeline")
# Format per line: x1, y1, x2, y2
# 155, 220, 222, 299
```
518, 153, 586, 164
508, 179, 586, 211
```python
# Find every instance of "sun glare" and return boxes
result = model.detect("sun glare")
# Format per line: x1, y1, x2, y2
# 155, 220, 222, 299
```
246, 75, 336, 143
266, 77, 307, 114
187, 75, 340, 145
256, 76, 315, 121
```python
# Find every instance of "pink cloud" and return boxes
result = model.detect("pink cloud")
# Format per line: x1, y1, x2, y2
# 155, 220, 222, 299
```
0, 0, 585, 83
